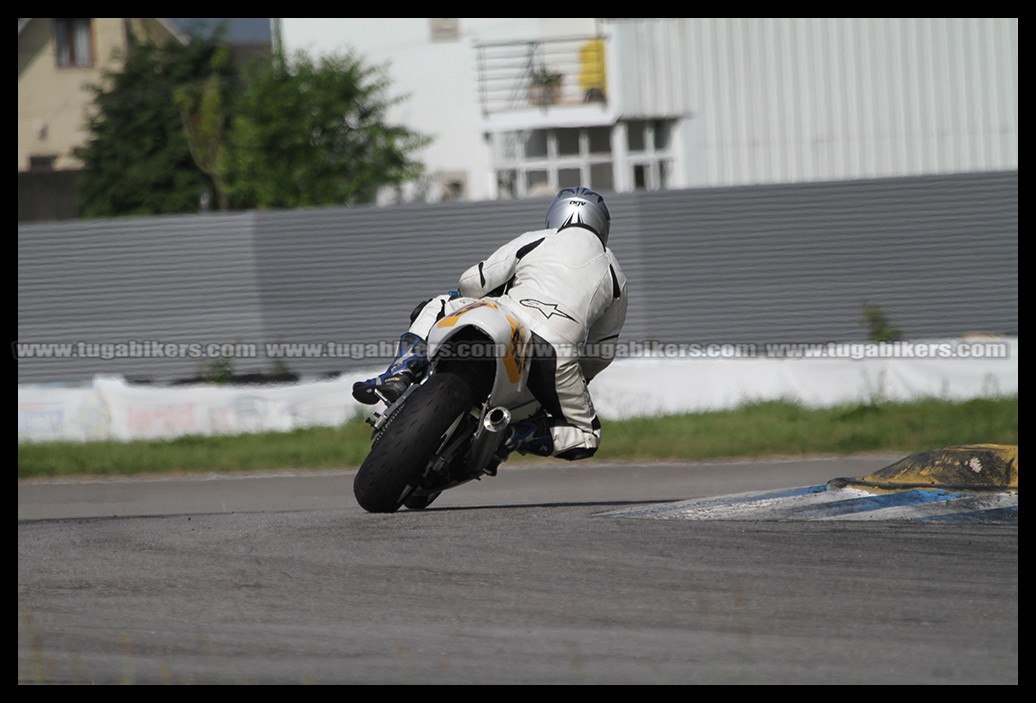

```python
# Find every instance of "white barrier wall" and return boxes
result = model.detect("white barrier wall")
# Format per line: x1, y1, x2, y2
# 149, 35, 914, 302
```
17, 337, 1017, 443
590, 337, 1018, 419
17, 374, 366, 444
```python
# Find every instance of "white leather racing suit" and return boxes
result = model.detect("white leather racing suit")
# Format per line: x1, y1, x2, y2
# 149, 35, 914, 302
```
408, 225, 628, 459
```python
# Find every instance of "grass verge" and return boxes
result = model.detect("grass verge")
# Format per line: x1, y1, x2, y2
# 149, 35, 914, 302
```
17, 396, 1017, 480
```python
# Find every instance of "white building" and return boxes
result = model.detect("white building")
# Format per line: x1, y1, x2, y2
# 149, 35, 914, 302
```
281, 18, 1018, 204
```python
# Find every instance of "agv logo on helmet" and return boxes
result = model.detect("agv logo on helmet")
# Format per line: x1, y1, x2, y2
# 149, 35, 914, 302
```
545, 186, 612, 246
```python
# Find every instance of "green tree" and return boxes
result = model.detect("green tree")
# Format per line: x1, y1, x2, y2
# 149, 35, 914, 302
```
224, 50, 431, 209
74, 32, 238, 217
174, 46, 235, 211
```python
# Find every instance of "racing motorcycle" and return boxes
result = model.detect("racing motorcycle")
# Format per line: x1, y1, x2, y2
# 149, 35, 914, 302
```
353, 299, 540, 513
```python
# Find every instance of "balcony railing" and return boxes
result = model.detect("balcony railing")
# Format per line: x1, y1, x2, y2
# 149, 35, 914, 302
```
476, 35, 608, 116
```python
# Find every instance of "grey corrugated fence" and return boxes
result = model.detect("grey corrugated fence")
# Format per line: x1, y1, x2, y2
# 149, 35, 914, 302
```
17, 171, 1017, 384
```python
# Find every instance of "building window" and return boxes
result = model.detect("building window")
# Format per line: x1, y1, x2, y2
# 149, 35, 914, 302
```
54, 18, 94, 68
526, 170, 550, 195
524, 131, 548, 159
627, 119, 672, 154
497, 170, 518, 199
625, 119, 674, 191
492, 127, 614, 199
589, 163, 613, 191
588, 127, 611, 154
429, 18, 460, 42
29, 155, 57, 172
558, 168, 582, 188
633, 163, 649, 189
557, 129, 580, 157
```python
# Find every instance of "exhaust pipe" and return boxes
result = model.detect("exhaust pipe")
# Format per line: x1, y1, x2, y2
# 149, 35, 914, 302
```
466, 406, 511, 473
484, 407, 511, 433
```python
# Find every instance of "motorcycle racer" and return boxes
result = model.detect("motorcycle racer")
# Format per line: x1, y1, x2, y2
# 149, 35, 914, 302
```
352, 186, 629, 462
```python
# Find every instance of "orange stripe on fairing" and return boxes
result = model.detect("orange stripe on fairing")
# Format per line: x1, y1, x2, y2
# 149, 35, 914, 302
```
503, 315, 528, 383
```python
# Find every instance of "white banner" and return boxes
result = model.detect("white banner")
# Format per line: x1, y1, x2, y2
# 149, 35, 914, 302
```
17, 371, 380, 443
18, 337, 1017, 443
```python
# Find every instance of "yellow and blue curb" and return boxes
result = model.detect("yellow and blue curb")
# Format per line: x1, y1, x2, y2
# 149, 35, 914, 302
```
602, 445, 1018, 522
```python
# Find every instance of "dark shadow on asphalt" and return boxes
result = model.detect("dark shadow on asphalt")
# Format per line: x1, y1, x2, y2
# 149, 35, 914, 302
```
404, 499, 679, 513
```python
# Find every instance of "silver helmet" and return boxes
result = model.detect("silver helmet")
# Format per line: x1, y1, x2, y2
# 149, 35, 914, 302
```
545, 187, 611, 246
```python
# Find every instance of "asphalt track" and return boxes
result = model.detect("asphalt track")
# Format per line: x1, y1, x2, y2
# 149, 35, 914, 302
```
18, 455, 1018, 685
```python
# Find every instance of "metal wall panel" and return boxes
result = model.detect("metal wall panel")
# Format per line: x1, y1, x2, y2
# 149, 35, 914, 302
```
252, 200, 555, 378
610, 18, 1018, 186
622, 171, 1017, 346
17, 172, 1017, 384
18, 212, 265, 383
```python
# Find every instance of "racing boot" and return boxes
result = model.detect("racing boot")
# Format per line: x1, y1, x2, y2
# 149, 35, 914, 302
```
352, 332, 428, 405
487, 410, 554, 475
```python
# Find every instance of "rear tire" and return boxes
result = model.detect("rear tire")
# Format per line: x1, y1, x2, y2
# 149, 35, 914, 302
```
353, 373, 473, 513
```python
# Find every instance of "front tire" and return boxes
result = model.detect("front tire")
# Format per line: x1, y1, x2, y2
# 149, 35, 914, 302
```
353, 373, 473, 513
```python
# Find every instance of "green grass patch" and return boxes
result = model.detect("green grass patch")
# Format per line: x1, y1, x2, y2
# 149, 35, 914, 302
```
597, 396, 1018, 461
18, 396, 1017, 480
17, 420, 375, 480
